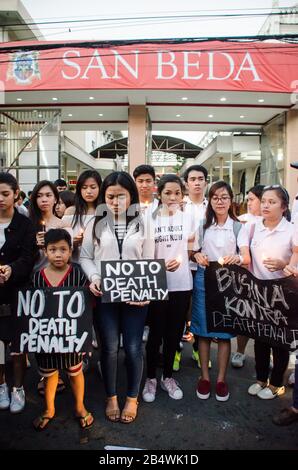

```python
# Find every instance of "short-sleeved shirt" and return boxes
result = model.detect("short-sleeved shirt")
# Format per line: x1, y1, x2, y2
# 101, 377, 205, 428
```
198, 216, 248, 262
153, 210, 195, 292
247, 217, 294, 280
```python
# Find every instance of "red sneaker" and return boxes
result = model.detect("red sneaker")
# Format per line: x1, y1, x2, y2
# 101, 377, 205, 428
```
215, 381, 229, 402
196, 378, 211, 400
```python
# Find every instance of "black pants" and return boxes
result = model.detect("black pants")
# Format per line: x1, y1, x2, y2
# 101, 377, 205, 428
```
254, 340, 289, 387
146, 291, 191, 379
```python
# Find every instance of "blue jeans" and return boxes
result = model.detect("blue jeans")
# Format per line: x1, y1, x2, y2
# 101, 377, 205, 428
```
94, 299, 148, 398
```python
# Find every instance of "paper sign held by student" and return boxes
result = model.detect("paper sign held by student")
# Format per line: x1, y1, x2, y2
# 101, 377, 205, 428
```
12, 286, 93, 353
101, 259, 168, 303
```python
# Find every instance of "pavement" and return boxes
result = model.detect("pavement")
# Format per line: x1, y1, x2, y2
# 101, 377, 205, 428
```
0, 339, 297, 451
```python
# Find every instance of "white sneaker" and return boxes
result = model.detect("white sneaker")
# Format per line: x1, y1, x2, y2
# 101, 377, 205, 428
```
257, 386, 285, 400
0, 383, 10, 410
248, 382, 267, 396
231, 352, 246, 368
142, 378, 157, 402
10, 386, 25, 413
160, 376, 183, 400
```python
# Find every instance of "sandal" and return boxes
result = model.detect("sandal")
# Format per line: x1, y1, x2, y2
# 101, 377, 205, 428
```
120, 397, 139, 424
105, 396, 120, 423
33, 415, 55, 432
76, 412, 94, 429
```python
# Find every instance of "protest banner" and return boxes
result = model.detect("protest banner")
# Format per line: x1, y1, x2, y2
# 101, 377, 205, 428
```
101, 259, 168, 303
205, 263, 298, 350
12, 286, 93, 353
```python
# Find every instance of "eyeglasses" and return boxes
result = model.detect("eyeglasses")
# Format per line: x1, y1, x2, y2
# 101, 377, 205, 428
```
211, 195, 231, 203
263, 185, 289, 203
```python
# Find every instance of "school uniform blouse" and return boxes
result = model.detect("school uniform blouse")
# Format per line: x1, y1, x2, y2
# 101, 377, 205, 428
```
198, 216, 249, 261
80, 216, 155, 283
247, 217, 294, 280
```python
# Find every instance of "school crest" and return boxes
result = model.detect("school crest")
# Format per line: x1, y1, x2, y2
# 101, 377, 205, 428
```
7, 51, 41, 85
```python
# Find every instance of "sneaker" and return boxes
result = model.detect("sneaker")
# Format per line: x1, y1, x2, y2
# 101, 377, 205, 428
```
196, 378, 211, 400
0, 383, 10, 410
173, 351, 181, 372
142, 326, 150, 342
160, 376, 183, 400
231, 352, 246, 368
248, 382, 267, 396
288, 371, 295, 386
215, 381, 229, 402
257, 385, 285, 400
142, 378, 157, 403
196, 352, 212, 369
10, 386, 25, 413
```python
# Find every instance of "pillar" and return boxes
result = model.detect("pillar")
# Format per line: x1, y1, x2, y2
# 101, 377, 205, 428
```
128, 105, 151, 174
285, 110, 298, 204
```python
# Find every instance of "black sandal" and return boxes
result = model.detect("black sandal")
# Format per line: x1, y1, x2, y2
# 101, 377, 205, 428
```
33, 415, 55, 432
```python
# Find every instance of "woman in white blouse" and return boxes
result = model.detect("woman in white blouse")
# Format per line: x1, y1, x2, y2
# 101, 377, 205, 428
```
191, 181, 250, 402
247, 185, 294, 400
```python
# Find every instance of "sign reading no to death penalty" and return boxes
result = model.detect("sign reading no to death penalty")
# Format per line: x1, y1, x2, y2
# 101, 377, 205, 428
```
101, 259, 168, 303
12, 286, 93, 354
205, 263, 298, 350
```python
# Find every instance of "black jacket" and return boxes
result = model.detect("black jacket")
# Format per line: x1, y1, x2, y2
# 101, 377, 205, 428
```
0, 209, 37, 305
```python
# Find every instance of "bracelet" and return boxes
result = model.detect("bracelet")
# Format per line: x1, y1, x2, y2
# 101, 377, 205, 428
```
238, 255, 244, 265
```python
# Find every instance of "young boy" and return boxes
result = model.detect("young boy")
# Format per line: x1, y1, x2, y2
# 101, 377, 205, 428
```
32, 228, 94, 431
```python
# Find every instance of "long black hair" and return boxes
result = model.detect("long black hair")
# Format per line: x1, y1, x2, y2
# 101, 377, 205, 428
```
72, 170, 102, 229
29, 180, 59, 232
204, 180, 238, 230
93, 171, 140, 241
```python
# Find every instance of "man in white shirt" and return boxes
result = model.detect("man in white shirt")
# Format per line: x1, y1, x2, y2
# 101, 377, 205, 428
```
133, 164, 159, 215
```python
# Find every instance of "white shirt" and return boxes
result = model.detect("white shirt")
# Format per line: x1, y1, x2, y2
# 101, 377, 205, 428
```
153, 210, 194, 292
61, 213, 95, 262
80, 216, 155, 282
293, 213, 298, 246
140, 198, 159, 216
0, 222, 10, 250
238, 213, 262, 223
247, 217, 294, 280
184, 196, 208, 270
196, 216, 248, 262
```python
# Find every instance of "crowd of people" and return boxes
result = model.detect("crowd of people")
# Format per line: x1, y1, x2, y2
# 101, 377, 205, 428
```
0, 162, 297, 433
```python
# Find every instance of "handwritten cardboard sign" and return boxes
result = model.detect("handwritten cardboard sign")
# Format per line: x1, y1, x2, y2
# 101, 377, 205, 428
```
205, 263, 298, 350
101, 259, 168, 303
12, 287, 93, 353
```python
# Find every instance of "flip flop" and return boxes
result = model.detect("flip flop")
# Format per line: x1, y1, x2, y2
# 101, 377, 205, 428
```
76, 412, 94, 429
33, 415, 55, 432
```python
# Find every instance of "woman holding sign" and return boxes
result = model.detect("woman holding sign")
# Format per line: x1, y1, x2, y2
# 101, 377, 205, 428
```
0, 173, 36, 414
80, 171, 154, 424
247, 185, 294, 400
190, 181, 250, 402
142, 174, 195, 403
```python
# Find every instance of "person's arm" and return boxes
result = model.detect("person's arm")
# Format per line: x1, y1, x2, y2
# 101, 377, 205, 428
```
8, 219, 37, 284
